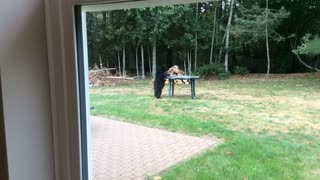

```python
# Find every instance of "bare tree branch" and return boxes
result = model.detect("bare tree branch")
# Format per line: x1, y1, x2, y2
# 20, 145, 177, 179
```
293, 52, 320, 72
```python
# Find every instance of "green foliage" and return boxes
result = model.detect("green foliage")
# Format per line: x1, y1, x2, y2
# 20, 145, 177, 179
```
196, 64, 230, 80
234, 5, 290, 44
86, 0, 320, 74
307, 39, 320, 55
233, 65, 250, 76
293, 34, 320, 56
219, 72, 231, 80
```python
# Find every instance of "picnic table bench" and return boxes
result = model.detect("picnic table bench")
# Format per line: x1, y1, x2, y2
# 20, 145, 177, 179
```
166, 76, 200, 99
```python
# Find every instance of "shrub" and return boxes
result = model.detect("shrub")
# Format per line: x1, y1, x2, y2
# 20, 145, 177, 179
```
217, 72, 231, 80
196, 64, 230, 80
233, 65, 250, 76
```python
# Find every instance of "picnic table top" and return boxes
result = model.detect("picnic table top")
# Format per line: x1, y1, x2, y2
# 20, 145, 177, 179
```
166, 76, 200, 80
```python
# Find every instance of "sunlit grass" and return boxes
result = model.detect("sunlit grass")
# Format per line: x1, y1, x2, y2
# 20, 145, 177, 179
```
90, 75, 320, 179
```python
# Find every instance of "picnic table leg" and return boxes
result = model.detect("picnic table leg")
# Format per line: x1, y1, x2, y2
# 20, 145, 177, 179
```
172, 80, 175, 96
190, 79, 193, 98
168, 80, 172, 96
191, 79, 196, 99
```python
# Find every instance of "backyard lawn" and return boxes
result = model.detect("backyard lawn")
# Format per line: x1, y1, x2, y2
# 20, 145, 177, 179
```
90, 74, 320, 180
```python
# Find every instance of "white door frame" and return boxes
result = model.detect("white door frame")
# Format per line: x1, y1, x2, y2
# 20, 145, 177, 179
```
45, 0, 214, 179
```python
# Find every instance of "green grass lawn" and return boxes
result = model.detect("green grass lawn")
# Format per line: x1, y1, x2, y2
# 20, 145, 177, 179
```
90, 74, 320, 180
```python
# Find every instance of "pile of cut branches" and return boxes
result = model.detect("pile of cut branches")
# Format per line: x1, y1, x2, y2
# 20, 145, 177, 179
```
89, 66, 132, 87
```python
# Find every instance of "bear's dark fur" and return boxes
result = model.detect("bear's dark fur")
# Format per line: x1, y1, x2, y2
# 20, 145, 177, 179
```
154, 65, 169, 98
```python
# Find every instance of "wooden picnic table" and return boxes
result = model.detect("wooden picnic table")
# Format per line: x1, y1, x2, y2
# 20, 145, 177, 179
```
166, 76, 200, 99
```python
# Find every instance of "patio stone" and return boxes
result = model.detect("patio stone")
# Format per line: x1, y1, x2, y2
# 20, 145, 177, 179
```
91, 116, 218, 180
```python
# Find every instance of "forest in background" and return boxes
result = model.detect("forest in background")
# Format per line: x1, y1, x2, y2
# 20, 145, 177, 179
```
86, 0, 320, 78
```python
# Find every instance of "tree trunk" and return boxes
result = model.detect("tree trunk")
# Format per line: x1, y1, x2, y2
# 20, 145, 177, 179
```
293, 52, 320, 72
152, 33, 157, 78
210, 6, 217, 64
266, 0, 270, 79
194, 3, 199, 71
141, 44, 145, 79
99, 55, 103, 69
135, 43, 139, 77
184, 59, 187, 74
188, 51, 192, 75
224, 0, 234, 73
102, 12, 107, 29
218, 33, 226, 63
122, 37, 126, 77
148, 47, 151, 75
117, 51, 121, 76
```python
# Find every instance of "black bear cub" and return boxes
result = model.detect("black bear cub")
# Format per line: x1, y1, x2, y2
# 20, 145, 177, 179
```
154, 65, 169, 98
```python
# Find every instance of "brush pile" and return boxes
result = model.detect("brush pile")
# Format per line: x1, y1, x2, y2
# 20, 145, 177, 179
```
89, 65, 132, 87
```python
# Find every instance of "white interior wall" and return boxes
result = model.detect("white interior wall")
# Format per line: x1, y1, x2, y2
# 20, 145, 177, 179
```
0, 0, 54, 179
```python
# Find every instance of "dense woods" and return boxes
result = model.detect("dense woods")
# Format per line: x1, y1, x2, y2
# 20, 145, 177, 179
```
86, 0, 320, 77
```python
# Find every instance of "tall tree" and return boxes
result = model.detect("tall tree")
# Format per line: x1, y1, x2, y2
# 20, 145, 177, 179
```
122, 37, 126, 76
144, 7, 174, 77
265, 0, 270, 78
117, 51, 121, 76
85, 1, 319, 76
224, 0, 235, 73
130, 8, 148, 78
147, 47, 151, 75
209, 5, 217, 64
152, 33, 157, 77
194, 3, 199, 71
141, 45, 145, 79
188, 51, 192, 75
173, 4, 197, 73
234, 4, 289, 74
135, 42, 139, 77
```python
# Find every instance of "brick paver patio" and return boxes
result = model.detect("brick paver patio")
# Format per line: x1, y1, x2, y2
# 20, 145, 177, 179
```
91, 116, 218, 180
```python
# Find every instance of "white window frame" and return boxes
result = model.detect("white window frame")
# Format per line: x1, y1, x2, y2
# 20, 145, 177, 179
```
44, 0, 214, 179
